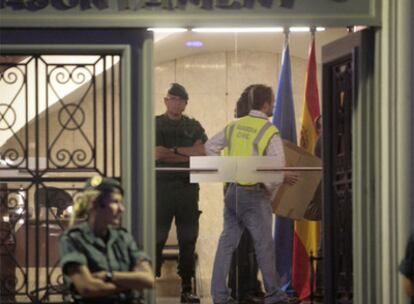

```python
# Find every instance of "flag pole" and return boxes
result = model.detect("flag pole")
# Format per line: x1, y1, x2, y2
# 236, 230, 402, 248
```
292, 25, 322, 301
273, 27, 297, 296
310, 26, 316, 39
284, 27, 290, 47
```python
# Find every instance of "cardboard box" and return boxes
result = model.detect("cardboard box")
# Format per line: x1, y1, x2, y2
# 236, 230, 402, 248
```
272, 140, 322, 220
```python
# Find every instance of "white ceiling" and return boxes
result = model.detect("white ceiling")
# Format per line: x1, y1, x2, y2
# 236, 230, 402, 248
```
154, 28, 349, 64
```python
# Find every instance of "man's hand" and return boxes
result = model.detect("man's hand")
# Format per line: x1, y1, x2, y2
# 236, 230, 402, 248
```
155, 146, 173, 161
192, 139, 202, 147
92, 271, 106, 281
190, 139, 206, 156
283, 173, 299, 185
65, 265, 118, 298
175, 139, 206, 157
402, 276, 414, 298
155, 146, 188, 163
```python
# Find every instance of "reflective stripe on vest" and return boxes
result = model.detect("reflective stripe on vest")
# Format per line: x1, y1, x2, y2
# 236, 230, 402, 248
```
224, 115, 279, 185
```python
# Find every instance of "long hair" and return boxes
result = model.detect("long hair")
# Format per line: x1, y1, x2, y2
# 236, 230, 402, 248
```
69, 190, 101, 226
235, 84, 256, 118
235, 84, 273, 117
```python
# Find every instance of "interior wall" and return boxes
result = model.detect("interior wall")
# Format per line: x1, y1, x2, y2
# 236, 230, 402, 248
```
154, 50, 320, 295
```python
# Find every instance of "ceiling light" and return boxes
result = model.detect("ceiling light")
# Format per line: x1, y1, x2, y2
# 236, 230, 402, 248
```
185, 41, 204, 48
147, 28, 188, 33
289, 27, 310, 32
289, 27, 326, 32
192, 27, 284, 33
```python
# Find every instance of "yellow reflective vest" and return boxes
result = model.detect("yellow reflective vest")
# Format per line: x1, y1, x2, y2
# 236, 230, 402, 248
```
224, 115, 280, 185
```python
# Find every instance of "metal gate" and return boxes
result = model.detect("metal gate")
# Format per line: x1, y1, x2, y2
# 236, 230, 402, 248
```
0, 54, 122, 303
322, 30, 371, 304
325, 57, 354, 303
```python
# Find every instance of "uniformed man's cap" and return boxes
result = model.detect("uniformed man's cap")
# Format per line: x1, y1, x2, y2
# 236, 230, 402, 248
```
168, 83, 189, 101
84, 176, 124, 195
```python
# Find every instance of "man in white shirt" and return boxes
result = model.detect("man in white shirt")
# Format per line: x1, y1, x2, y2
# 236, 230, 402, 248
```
206, 84, 298, 304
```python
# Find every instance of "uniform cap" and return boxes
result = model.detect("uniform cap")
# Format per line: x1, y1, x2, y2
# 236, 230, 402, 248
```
168, 83, 189, 101
84, 176, 124, 195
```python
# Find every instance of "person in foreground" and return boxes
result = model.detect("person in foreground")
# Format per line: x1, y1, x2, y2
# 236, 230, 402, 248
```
59, 176, 154, 304
205, 84, 299, 304
400, 231, 414, 304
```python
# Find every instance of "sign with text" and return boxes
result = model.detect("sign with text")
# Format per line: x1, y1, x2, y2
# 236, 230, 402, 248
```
1, 0, 286, 11
0, 0, 379, 27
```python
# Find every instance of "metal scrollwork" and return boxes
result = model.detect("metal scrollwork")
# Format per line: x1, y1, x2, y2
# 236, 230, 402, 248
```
7, 192, 20, 209
326, 59, 354, 302
1, 148, 25, 168
54, 149, 71, 168
53, 67, 70, 85
72, 148, 91, 166
70, 66, 89, 84
0, 65, 22, 84
51, 148, 92, 168
58, 103, 86, 130
0, 54, 121, 303
48, 64, 95, 169
0, 64, 27, 170
52, 65, 90, 85
0, 104, 17, 130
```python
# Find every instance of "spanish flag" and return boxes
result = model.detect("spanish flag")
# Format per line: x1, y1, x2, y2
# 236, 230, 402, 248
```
292, 34, 321, 300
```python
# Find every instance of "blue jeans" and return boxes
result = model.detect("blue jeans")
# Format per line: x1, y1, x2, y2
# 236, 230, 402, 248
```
211, 184, 288, 304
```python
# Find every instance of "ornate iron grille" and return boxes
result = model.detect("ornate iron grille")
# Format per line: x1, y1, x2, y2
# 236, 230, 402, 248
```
0, 54, 122, 303
328, 59, 354, 303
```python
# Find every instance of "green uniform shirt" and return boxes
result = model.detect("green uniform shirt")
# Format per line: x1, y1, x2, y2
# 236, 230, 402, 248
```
59, 222, 150, 303
156, 114, 207, 181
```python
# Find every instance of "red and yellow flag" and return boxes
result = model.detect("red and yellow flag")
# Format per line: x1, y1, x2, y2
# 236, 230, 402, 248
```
292, 34, 321, 300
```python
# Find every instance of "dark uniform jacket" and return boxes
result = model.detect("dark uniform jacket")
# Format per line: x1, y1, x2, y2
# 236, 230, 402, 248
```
156, 114, 207, 181
59, 222, 150, 304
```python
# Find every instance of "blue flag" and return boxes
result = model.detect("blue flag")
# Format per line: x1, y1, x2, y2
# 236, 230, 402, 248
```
272, 43, 296, 293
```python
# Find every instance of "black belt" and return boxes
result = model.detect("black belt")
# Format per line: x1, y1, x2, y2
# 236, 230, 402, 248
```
234, 183, 265, 189
236, 183, 265, 188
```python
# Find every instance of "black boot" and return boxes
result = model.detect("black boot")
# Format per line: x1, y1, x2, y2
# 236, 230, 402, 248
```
181, 280, 200, 303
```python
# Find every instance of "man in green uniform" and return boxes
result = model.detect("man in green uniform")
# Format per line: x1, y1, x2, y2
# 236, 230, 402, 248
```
155, 83, 207, 303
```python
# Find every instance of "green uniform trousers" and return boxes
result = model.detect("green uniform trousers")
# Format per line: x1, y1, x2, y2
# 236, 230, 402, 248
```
156, 180, 201, 282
